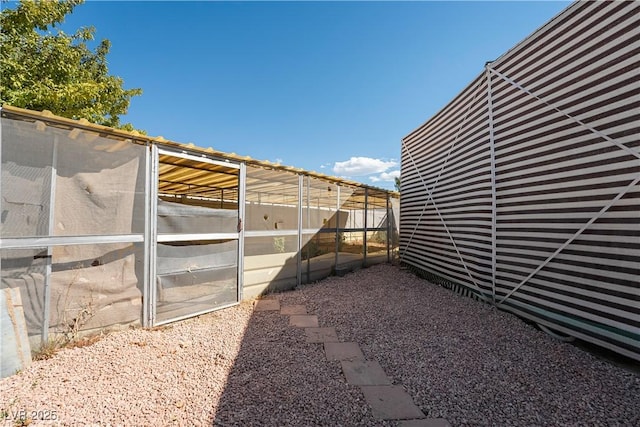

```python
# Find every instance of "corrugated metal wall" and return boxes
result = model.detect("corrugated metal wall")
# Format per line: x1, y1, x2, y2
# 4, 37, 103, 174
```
400, 0, 640, 361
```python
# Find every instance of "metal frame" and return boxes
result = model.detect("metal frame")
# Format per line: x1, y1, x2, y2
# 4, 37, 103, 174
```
153, 301, 240, 328
244, 230, 299, 238
142, 142, 152, 327
1, 109, 400, 338
335, 185, 340, 268
386, 193, 391, 263
41, 135, 59, 343
238, 162, 246, 302
157, 233, 239, 243
488, 65, 640, 306
399, 77, 488, 299
488, 67, 640, 162
363, 188, 368, 266
399, 77, 486, 263
297, 174, 304, 286
401, 57, 639, 310
0, 121, 147, 338
305, 176, 311, 283
157, 147, 242, 169
148, 144, 160, 326
486, 65, 498, 305
0, 235, 145, 249
150, 146, 244, 326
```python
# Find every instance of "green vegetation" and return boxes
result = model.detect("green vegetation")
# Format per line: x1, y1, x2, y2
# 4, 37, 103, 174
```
0, 0, 142, 130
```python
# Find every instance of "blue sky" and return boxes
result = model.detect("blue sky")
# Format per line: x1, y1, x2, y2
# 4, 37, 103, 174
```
56, 0, 571, 190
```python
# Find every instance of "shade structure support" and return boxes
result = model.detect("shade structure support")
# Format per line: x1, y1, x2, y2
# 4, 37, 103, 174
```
296, 174, 303, 286
363, 187, 368, 267
399, 77, 486, 263
334, 186, 340, 269
487, 67, 640, 161
386, 193, 391, 263
486, 65, 498, 306
142, 142, 152, 328
237, 162, 246, 302
41, 135, 59, 343
148, 143, 160, 326
485, 66, 640, 305
399, 78, 488, 298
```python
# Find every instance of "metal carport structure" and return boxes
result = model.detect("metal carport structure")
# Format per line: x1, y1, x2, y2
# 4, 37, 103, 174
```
0, 105, 399, 350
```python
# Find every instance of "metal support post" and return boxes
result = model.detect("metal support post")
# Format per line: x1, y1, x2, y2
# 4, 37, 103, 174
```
148, 144, 159, 326
486, 65, 497, 305
238, 163, 246, 302
42, 134, 59, 344
296, 174, 303, 286
363, 188, 368, 267
386, 193, 391, 263
142, 143, 152, 327
334, 186, 340, 271
306, 176, 311, 283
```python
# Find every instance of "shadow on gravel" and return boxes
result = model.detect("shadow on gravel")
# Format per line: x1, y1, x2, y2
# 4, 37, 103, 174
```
210, 293, 384, 426
208, 263, 640, 426
215, 264, 640, 427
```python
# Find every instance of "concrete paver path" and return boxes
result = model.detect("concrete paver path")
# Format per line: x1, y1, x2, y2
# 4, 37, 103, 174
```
276, 299, 450, 425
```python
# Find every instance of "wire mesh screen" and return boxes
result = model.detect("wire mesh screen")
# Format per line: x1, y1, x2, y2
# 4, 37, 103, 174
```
1, 118, 55, 238
1, 117, 146, 348
156, 240, 237, 323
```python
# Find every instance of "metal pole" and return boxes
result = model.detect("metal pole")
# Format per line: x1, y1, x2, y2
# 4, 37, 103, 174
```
149, 144, 159, 326
238, 163, 246, 302
386, 193, 391, 263
486, 65, 497, 306
42, 134, 58, 344
306, 176, 310, 284
142, 143, 151, 327
334, 185, 340, 271
363, 188, 368, 267
296, 174, 303, 286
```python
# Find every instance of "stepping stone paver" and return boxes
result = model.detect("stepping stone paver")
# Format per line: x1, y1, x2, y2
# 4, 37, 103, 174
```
289, 315, 318, 327
397, 419, 451, 427
324, 342, 364, 361
305, 327, 339, 343
254, 299, 280, 311
340, 360, 392, 385
276, 297, 431, 424
280, 304, 307, 315
360, 385, 425, 420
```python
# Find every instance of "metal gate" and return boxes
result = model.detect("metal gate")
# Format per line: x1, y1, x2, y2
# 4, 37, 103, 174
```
149, 146, 245, 325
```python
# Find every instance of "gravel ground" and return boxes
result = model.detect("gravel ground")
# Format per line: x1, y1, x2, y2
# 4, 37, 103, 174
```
1, 263, 639, 426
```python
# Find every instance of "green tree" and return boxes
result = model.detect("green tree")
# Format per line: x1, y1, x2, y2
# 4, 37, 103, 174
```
394, 176, 401, 192
0, 0, 142, 130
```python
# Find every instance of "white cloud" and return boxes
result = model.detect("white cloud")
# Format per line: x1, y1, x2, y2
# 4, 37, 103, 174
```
370, 170, 400, 183
332, 157, 397, 176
